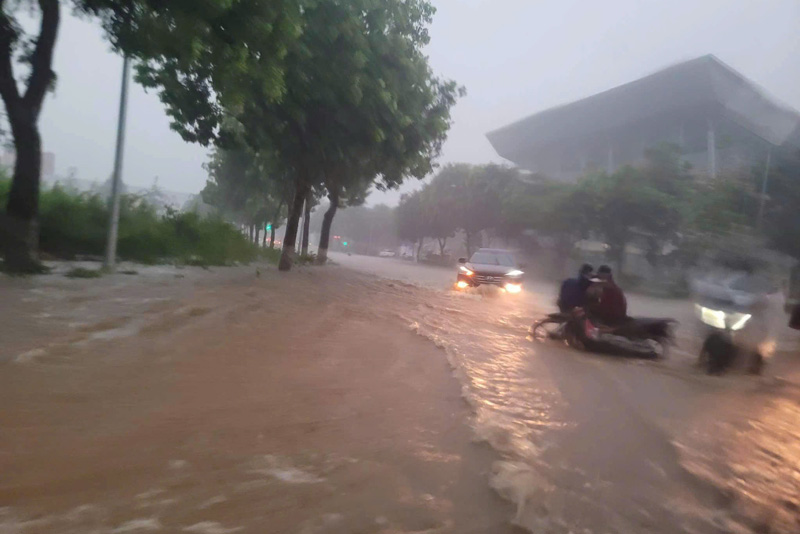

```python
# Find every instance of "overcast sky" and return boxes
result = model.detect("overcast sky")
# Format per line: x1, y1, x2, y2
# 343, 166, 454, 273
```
33, 0, 800, 205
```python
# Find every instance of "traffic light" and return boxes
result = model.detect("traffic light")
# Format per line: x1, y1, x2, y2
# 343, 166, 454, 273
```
343, 241, 348, 247
266, 223, 272, 231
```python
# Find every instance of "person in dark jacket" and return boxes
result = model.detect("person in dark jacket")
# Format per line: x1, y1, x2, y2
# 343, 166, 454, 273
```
592, 265, 627, 326
558, 264, 594, 313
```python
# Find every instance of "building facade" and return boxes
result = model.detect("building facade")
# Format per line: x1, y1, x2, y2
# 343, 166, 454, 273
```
487, 55, 800, 181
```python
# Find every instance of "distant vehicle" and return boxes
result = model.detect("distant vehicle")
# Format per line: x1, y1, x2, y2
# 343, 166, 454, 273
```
378, 249, 396, 257
456, 248, 524, 293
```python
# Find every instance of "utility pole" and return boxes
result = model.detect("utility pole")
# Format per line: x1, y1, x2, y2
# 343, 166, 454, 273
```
756, 147, 771, 232
104, 56, 131, 270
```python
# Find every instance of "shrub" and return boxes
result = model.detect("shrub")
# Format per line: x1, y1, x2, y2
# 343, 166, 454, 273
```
1, 178, 263, 266
65, 267, 103, 279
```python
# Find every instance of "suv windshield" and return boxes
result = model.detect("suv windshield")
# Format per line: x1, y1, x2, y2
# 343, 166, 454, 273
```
469, 252, 515, 267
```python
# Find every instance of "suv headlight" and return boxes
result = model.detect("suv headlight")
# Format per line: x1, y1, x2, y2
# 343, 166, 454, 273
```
506, 270, 524, 277
459, 266, 474, 276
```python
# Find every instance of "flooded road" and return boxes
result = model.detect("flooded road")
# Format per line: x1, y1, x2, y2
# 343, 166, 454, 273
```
331, 253, 800, 533
2, 258, 799, 533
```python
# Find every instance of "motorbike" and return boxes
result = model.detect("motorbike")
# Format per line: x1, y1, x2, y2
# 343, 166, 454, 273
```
691, 270, 776, 375
695, 298, 768, 375
530, 308, 675, 359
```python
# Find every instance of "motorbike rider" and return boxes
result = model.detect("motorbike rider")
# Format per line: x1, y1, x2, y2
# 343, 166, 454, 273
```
558, 264, 594, 313
591, 265, 628, 327
692, 263, 777, 374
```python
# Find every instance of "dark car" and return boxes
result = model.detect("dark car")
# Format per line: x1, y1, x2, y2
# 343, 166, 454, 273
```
456, 248, 524, 293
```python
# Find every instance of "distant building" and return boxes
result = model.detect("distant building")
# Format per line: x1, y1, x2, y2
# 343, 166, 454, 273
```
487, 55, 800, 181
0, 149, 55, 180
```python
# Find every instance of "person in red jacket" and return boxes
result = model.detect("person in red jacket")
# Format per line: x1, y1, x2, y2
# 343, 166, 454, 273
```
593, 265, 627, 326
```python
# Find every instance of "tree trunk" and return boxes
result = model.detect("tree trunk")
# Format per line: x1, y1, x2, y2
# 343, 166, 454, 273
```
437, 237, 447, 256
316, 190, 339, 265
416, 237, 424, 262
0, 0, 60, 272
301, 192, 311, 256
268, 199, 284, 250
279, 180, 309, 271
464, 231, 472, 258
608, 244, 625, 276
248, 224, 254, 243
262, 224, 267, 247
2, 119, 43, 271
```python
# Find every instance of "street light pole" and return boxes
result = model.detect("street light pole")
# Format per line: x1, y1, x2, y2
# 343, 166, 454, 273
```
104, 55, 131, 270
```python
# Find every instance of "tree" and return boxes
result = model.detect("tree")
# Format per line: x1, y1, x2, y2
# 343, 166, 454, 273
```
231, 0, 459, 270
396, 191, 426, 260
759, 148, 800, 259
84, 0, 302, 146
421, 176, 457, 256
579, 167, 679, 271
202, 147, 291, 246
0, 0, 300, 271
119, 0, 458, 271
424, 164, 515, 257
0, 0, 60, 271
316, 178, 370, 264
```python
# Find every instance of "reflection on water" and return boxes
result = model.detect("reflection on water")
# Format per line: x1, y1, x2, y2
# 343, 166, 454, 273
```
394, 279, 800, 533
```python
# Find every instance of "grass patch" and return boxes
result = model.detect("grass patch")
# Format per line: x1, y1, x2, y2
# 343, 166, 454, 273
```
297, 252, 318, 265
65, 267, 103, 279
259, 247, 282, 265
0, 260, 51, 276
119, 269, 139, 275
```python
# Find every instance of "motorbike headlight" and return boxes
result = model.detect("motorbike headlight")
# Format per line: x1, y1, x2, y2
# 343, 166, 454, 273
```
459, 266, 474, 276
729, 313, 752, 331
506, 270, 524, 277
696, 305, 726, 329
695, 305, 752, 331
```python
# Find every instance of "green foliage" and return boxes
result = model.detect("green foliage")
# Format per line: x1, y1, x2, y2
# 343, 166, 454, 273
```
396, 191, 426, 245
76, 0, 304, 146
202, 148, 291, 231
65, 267, 103, 279
759, 148, 800, 259
685, 177, 753, 235
312, 202, 396, 253
1, 180, 260, 266
226, 0, 459, 268
259, 246, 282, 265
296, 252, 318, 265
398, 163, 523, 254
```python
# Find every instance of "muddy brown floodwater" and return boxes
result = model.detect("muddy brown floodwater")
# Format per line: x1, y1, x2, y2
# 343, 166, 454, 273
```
2, 258, 800, 534
1, 263, 517, 534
